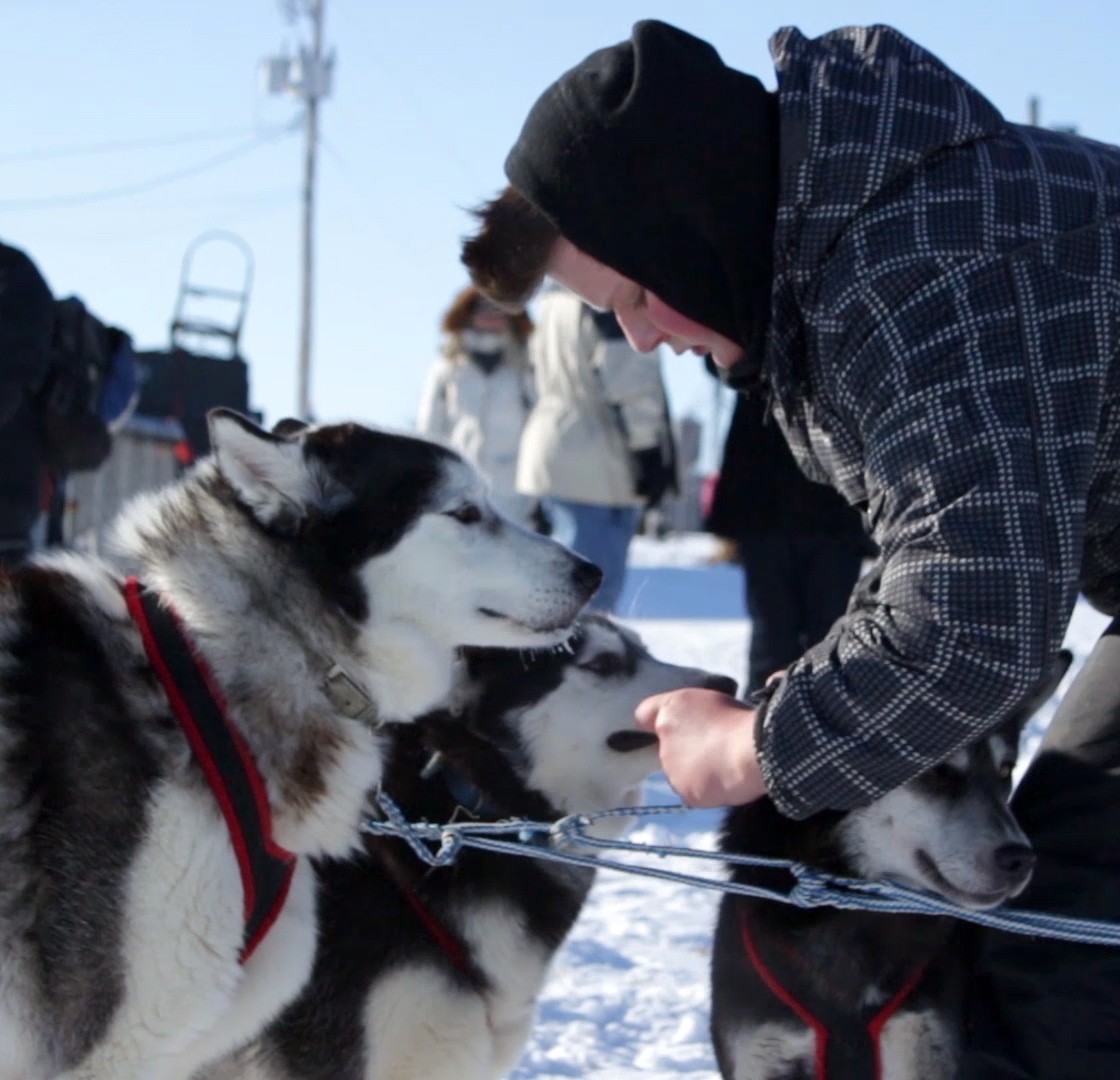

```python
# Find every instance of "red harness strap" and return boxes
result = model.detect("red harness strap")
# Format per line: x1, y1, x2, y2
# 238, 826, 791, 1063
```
739, 909, 930, 1080
397, 877, 476, 977
124, 577, 296, 964
367, 836, 478, 981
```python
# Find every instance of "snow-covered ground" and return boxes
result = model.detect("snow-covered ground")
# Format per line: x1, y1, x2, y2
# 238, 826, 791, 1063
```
507, 533, 1111, 1080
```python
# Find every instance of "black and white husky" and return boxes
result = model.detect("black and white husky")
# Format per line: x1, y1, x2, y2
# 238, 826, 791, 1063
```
709, 652, 1071, 1080
0, 410, 600, 1080
214, 615, 737, 1080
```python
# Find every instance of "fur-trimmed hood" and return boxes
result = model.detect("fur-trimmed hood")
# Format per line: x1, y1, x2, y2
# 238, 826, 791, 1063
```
440, 333, 531, 372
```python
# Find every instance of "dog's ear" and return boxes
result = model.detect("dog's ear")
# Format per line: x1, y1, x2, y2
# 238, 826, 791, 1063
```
1008, 648, 1074, 727
209, 408, 321, 529
272, 417, 309, 439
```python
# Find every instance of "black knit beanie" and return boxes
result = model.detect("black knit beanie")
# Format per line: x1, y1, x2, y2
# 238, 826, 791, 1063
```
505, 20, 779, 360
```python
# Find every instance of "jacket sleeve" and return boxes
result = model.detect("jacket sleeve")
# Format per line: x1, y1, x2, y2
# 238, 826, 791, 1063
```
521, 364, 538, 412
757, 254, 1078, 819
415, 361, 451, 443
508, 340, 537, 413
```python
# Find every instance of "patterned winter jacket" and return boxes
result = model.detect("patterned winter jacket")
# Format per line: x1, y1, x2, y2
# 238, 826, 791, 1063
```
754, 25, 1120, 819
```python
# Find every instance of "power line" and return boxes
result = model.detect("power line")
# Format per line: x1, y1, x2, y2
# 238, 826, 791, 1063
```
0, 124, 299, 211
0, 125, 287, 164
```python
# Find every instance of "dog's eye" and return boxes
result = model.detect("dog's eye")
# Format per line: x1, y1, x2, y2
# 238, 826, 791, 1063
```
922, 762, 962, 794
446, 503, 482, 525
581, 652, 624, 677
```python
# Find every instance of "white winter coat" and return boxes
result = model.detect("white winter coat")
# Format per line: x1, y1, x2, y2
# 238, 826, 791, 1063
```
416, 338, 535, 520
517, 285, 670, 507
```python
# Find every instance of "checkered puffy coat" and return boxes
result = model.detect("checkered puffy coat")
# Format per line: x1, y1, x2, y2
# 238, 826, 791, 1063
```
755, 25, 1120, 818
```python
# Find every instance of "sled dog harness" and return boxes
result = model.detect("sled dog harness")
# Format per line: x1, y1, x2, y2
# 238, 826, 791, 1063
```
123, 577, 296, 964
363, 751, 495, 984
738, 909, 931, 1080
368, 831, 480, 983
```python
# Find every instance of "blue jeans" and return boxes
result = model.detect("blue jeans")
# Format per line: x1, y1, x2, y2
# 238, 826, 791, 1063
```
542, 498, 641, 614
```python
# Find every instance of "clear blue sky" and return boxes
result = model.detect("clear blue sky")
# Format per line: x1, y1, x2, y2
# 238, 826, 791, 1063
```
4, 0, 1118, 462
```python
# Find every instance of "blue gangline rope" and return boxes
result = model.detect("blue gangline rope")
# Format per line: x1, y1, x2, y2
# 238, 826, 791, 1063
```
363, 793, 1120, 947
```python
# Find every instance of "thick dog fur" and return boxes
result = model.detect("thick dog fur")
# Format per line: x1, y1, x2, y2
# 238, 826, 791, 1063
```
212, 614, 737, 1080
710, 653, 1071, 1080
0, 410, 599, 1080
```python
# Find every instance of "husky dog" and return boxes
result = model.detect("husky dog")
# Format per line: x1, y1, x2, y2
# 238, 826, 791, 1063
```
0, 410, 599, 1080
710, 652, 1071, 1080
214, 614, 737, 1080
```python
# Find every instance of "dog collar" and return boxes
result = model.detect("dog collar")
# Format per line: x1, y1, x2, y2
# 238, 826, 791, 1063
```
322, 663, 382, 729
123, 577, 297, 965
738, 908, 931, 1080
420, 751, 501, 819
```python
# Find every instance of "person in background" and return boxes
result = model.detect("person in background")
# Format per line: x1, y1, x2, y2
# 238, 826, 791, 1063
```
459, 20, 1120, 1075
705, 379, 871, 694
417, 285, 536, 524
1, 241, 139, 565
40, 313, 139, 547
518, 282, 676, 613
0, 241, 57, 568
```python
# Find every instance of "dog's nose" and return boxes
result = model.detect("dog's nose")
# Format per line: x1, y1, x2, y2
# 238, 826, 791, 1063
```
571, 558, 603, 596
993, 842, 1036, 882
705, 674, 738, 697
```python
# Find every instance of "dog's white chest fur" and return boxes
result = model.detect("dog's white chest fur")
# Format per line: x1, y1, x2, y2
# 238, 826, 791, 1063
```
461, 898, 554, 1032
724, 1007, 958, 1080
724, 1021, 816, 1080
361, 896, 552, 1080
46, 784, 318, 1080
878, 1008, 959, 1078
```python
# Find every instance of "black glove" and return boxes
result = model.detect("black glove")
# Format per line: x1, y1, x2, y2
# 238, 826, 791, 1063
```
631, 447, 674, 509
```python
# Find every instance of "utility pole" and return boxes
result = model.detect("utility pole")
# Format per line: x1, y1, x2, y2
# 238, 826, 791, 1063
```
1027, 96, 1077, 135
261, 0, 334, 419
297, 0, 324, 421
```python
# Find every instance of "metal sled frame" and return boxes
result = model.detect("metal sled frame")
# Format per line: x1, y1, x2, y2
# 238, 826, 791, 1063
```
170, 230, 255, 359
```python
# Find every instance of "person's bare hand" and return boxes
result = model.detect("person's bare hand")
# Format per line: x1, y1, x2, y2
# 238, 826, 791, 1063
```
633, 687, 768, 808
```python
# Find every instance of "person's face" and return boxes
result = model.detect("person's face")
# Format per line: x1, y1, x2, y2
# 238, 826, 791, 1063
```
470, 301, 509, 333
547, 238, 745, 369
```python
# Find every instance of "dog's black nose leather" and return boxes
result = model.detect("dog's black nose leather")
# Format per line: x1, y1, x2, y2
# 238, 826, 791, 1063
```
706, 674, 738, 697
607, 730, 660, 752
571, 558, 604, 594
994, 842, 1036, 881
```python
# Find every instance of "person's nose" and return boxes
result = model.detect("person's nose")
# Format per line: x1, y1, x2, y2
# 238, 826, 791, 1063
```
615, 308, 664, 354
